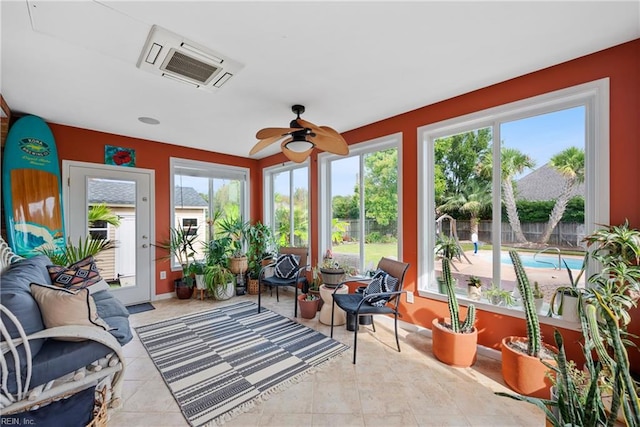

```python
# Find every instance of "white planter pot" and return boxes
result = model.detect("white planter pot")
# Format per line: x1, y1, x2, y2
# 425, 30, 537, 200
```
534, 298, 544, 314
560, 294, 580, 323
467, 286, 482, 301
195, 274, 206, 290
214, 282, 235, 300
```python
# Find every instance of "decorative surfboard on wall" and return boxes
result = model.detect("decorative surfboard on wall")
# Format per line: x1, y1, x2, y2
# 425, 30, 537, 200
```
2, 115, 66, 257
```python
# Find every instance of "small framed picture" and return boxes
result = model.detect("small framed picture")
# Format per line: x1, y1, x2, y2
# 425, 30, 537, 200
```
105, 145, 136, 167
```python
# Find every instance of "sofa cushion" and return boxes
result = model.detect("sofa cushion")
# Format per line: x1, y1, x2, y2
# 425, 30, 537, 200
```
92, 290, 133, 345
4, 338, 115, 395
0, 255, 52, 357
30, 284, 111, 341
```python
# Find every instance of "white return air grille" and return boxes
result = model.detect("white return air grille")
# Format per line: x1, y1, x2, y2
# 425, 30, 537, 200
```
136, 25, 243, 91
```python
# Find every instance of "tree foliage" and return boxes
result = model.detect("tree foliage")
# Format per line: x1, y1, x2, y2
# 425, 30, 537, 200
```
363, 148, 398, 226
434, 128, 492, 203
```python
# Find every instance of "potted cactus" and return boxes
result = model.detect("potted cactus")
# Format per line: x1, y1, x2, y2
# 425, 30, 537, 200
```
431, 258, 478, 367
501, 250, 557, 398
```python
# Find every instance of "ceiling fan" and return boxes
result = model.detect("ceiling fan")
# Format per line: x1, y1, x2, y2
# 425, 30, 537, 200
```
249, 105, 349, 163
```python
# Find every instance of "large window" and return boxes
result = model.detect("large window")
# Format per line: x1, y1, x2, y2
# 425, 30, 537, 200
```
171, 158, 249, 267
418, 79, 609, 312
319, 134, 402, 274
263, 163, 309, 248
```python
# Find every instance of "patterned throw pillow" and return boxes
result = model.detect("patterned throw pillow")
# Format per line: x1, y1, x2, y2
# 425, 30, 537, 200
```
47, 255, 104, 291
274, 254, 300, 279
30, 283, 110, 341
362, 269, 400, 307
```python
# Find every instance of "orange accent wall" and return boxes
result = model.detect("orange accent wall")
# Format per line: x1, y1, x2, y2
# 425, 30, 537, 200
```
16, 38, 638, 371
262, 39, 640, 368
49, 124, 261, 296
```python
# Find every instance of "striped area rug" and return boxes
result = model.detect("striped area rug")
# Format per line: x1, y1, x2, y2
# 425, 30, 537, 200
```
136, 300, 349, 426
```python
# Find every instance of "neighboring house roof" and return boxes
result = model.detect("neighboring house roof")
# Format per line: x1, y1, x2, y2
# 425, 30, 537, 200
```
88, 179, 207, 207
515, 163, 584, 201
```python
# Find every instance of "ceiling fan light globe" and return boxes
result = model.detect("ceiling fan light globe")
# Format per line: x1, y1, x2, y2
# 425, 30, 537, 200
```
286, 140, 314, 152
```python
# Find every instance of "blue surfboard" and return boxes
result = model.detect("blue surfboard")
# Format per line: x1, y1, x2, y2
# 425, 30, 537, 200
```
2, 115, 66, 257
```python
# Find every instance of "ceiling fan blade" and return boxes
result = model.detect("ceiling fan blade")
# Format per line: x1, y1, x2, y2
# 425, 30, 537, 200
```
295, 118, 333, 137
255, 127, 298, 140
281, 139, 313, 163
309, 133, 349, 155
249, 134, 286, 155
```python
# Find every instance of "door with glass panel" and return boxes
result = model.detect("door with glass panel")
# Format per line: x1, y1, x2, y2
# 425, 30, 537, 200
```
64, 161, 153, 305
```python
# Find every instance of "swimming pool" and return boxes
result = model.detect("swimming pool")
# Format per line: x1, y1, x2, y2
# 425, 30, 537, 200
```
491, 252, 584, 270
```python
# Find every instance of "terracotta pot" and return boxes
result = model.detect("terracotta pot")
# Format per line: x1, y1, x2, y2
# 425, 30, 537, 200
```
501, 336, 557, 398
298, 294, 319, 319
431, 318, 478, 367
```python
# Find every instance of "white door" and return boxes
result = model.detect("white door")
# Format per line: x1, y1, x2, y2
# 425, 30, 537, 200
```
64, 161, 154, 305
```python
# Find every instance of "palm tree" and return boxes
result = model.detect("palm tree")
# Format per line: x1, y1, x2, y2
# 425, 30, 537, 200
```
478, 146, 535, 244
538, 147, 585, 244
88, 203, 121, 227
438, 181, 492, 237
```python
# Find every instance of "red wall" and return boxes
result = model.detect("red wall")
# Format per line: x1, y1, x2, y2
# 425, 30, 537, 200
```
49, 124, 261, 295
24, 38, 639, 369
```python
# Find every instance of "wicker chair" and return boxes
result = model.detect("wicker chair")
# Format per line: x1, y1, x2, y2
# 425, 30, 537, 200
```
0, 237, 126, 416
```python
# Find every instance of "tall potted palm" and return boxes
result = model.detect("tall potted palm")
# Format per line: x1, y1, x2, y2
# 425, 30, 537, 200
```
156, 225, 198, 299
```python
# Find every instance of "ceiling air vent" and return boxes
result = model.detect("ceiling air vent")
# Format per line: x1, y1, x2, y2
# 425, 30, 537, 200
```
136, 25, 243, 91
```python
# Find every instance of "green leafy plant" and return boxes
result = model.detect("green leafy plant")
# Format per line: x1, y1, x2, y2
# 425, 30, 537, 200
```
466, 275, 482, 288
246, 221, 276, 279
204, 263, 234, 296
484, 283, 515, 306
218, 216, 249, 257
435, 234, 462, 261
156, 225, 198, 287
37, 236, 114, 266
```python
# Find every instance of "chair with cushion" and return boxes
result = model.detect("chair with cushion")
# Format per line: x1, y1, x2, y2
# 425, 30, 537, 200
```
257, 247, 309, 317
330, 257, 410, 364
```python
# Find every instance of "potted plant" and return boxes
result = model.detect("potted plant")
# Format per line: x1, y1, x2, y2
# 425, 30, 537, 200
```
435, 234, 462, 293
191, 261, 206, 290
432, 257, 477, 367
37, 235, 115, 266
246, 221, 276, 294
204, 263, 235, 300
297, 293, 320, 319
501, 250, 557, 399
466, 275, 482, 301
484, 283, 515, 306
309, 267, 323, 310
156, 225, 198, 299
219, 216, 249, 275
533, 281, 544, 314
549, 255, 586, 322
319, 258, 349, 287
497, 292, 640, 426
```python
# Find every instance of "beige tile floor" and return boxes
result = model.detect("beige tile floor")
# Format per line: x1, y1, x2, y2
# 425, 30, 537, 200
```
109, 288, 545, 427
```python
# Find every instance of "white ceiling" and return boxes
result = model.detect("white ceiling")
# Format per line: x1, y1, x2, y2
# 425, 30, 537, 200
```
1, 1, 639, 160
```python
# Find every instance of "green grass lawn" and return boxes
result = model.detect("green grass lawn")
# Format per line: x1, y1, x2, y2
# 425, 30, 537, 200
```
331, 243, 398, 267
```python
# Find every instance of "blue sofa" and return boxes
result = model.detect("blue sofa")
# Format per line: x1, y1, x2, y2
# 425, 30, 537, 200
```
0, 248, 131, 417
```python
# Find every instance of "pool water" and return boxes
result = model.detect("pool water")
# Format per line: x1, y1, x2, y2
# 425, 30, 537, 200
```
497, 252, 584, 270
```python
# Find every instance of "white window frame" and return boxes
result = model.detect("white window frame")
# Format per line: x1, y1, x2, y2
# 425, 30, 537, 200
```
417, 79, 609, 328
318, 133, 403, 270
262, 160, 311, 249
170, 157, 250, 270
